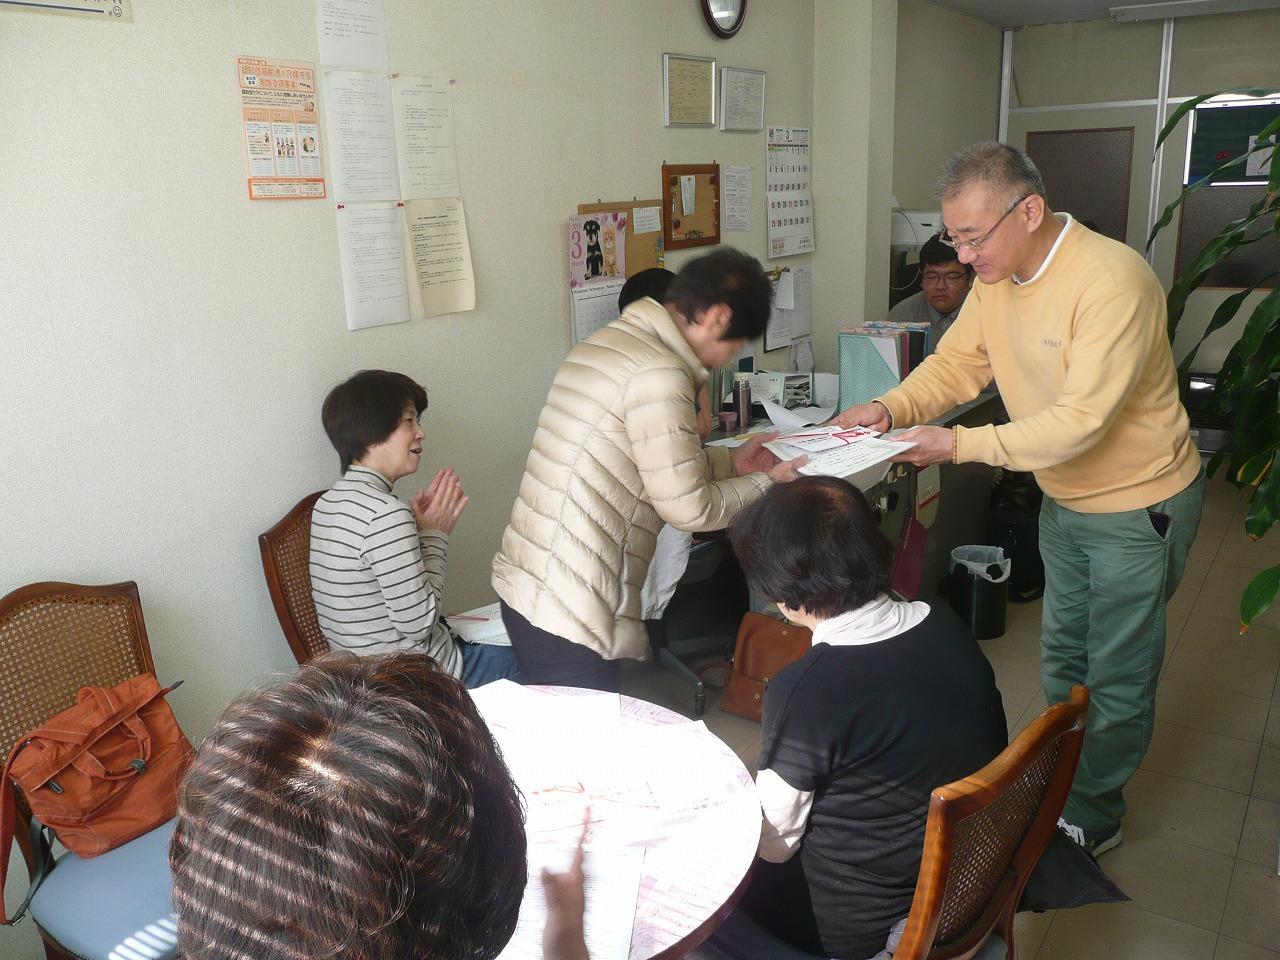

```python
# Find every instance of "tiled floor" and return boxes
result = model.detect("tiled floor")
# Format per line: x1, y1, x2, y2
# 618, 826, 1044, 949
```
620, 467, 1280, 959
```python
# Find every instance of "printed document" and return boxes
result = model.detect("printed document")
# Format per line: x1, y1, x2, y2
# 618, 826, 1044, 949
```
765, 425, 915, 478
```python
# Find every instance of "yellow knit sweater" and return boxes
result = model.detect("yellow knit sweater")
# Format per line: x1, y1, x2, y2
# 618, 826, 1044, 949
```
879, 217, 1200, 513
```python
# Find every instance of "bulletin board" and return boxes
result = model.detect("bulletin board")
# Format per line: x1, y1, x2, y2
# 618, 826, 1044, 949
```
577, 199, 666, 274
661, 163, 721, 250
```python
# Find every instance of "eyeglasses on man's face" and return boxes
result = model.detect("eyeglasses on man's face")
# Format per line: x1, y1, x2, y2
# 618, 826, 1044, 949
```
921, 270, 969, 287
939, 194, 1030, 252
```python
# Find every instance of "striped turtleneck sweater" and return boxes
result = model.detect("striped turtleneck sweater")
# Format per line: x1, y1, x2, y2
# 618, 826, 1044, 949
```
309, 465, 462, 677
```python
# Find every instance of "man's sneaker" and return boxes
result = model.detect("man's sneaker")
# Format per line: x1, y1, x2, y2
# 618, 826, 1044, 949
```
1057, 817, 1123, 857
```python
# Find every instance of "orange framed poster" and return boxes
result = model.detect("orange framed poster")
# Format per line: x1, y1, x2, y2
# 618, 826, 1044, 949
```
236, 57, 327, 201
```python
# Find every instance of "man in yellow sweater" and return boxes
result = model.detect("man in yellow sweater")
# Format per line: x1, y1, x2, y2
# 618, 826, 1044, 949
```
838, 142, 1204, 856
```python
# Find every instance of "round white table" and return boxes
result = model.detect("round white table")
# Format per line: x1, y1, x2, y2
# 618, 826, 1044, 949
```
475, 683, 761, 960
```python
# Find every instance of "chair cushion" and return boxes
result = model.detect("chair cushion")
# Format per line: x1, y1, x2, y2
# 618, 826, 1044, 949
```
30, 819, 178, 960
974, 932, 1009, 960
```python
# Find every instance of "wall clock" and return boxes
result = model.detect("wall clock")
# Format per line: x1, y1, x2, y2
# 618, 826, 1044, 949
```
700, 0, 746, 39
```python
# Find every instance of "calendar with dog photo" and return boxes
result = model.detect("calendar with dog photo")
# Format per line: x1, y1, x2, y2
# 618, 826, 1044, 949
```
568, 211, 627, 286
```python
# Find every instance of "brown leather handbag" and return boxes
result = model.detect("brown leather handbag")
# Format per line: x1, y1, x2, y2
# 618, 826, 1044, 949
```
0, 673, 194, 924
720, 612, 812, 722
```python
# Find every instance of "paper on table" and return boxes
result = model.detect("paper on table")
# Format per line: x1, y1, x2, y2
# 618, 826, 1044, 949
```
497, 845, 644, 960
322, 69, 400, 202
571, 278, 624, 343
316, 0, 389, 72
723, 165, 752, 232
391, 76, 460, 200
335, 202, 410, 330
761, 399, 832, 429
447, 600, 509, 645
405, 196, 475, 317
633, 206, 661, 234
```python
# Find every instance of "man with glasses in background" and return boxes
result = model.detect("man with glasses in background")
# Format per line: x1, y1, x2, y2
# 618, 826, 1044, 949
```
837, 141, 1203, 859
888, 233, 973, 347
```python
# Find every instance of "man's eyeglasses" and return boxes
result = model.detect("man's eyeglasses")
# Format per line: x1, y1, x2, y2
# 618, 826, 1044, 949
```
922, 270, 969, 287
938, 194, 1030, 251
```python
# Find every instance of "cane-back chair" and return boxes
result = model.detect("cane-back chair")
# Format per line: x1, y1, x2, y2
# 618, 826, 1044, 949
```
0, 580, 179, 960
258, 491, 329, 665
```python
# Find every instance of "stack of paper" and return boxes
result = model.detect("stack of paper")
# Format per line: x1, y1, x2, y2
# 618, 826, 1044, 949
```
764, 425, 915, 480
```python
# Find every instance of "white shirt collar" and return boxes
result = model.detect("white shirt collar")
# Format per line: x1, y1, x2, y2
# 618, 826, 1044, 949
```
810, 594, 931, 647
1012, 212, 1074, 286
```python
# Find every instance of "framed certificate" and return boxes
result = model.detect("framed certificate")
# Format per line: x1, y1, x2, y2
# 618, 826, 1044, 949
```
719, 67, 765, 131
663, 53, 717, 127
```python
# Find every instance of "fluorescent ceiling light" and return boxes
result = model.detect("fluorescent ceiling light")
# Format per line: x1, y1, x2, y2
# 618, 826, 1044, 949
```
1111, 0, 1280, 21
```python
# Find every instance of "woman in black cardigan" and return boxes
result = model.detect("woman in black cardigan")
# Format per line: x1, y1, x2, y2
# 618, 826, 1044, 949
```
728, 476, 1007, 960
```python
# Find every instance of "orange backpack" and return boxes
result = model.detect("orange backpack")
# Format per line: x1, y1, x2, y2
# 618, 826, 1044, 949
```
0, 673, 193, 924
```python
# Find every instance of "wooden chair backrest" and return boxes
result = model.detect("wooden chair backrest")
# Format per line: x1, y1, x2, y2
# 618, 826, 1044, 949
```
894, 685, 1090, 960
0, 580, 158, 892
257, 491, 329, 666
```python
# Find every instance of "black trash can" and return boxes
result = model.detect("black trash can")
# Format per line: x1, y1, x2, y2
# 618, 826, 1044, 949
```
947, 546, 1010, 640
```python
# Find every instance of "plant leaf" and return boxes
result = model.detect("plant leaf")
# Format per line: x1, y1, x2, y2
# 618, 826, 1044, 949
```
1238, 286, 1280, 361
1156, 87, 1280, 151
1246, 447, 1280, 540
1240, 564, 1280, 631
1177, 273, 1278, 372
1147, 138, 1278, 252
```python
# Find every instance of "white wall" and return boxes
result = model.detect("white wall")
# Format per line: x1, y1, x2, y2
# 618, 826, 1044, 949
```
812, 0, 899, 357
1, 3, 905, 956
892, 0, 1001, 210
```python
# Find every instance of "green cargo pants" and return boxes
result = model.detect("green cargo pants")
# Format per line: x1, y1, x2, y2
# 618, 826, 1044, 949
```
1039, 466, 1205, 831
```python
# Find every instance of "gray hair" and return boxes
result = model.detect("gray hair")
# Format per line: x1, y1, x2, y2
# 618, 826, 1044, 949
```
936, 142, 1047, 208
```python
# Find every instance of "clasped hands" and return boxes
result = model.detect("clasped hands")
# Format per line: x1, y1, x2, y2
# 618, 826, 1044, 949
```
833, 401, 955, 468
410, 467, 470, 534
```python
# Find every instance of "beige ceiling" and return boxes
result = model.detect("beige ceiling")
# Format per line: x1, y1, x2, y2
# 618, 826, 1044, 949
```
926, 0, 1280, 28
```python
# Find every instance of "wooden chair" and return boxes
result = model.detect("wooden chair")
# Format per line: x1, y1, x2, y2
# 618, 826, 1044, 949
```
694, 685, 1090, 960
0, 581, 178, 960
258, 491, 330, 665
892, 684, 1089, 959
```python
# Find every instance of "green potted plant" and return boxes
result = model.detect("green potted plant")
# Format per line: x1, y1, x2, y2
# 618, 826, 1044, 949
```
1148, 88, 1280, 629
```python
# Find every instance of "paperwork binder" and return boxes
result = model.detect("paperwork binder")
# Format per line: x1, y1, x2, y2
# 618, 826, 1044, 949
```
838, 330, 901, 409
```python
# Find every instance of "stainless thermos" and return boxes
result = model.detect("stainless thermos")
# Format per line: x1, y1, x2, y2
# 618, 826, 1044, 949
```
733, 375, 752, 430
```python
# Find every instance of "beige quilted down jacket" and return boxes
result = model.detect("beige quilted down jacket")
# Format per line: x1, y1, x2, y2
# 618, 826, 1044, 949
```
492, 297, 772, 661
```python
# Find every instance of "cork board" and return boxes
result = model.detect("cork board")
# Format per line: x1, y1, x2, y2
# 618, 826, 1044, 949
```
662, 163, 721, 250
577, 199, 665, 274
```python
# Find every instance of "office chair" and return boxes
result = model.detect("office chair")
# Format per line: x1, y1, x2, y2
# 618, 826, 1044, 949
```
695, 686, 1090, 960
644, 535, 749, 717
0, 581, 180, 960
258, 491, 329, 665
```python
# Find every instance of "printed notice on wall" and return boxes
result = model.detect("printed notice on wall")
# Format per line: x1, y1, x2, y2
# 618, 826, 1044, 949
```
1, 0, 131, 21
237, 57, 326, 200
323, 69, 401, 203
723, 165, 752, 232
391, 76, 461, 199
406, 197, 476, 318
336, 202, 410, 330
317, 0, 389, 72
766, 126, 813, 258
